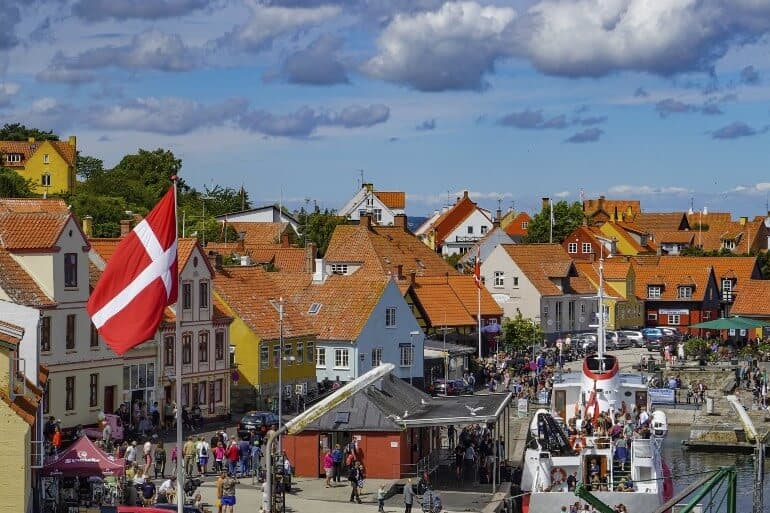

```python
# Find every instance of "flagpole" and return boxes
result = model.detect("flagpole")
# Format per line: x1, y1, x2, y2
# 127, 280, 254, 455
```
172, 177, 184, 513
477, 282, 482, 361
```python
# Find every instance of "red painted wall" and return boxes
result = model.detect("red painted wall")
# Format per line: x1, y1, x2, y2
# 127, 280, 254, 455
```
283, 432, 320, 478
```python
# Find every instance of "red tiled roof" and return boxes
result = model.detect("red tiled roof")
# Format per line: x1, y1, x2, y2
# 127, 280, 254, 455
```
583, 198, 641, 221
89, 238, 121, 263
410, 275, 502, 327
0, 140, 76, 168
631, 257, 714, 300
429, 192, 482, 244
731, 280, 770, 316
230, 222, 290, 246
654, 230, 695, 244
632, 212, 689, 232
0, 248, 55, 306
0, 198, 69, 213
374, 191, 406, 210
502, 244, 576, 296
504, 212, 531, 237
0, 320, 23, 347
572, 262, 623, 297
0, 211, 70, 250
246, 247, 306, 272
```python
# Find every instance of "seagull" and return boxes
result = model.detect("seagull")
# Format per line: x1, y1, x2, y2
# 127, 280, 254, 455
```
386, 414, 402, 422
465, 405, 484, 416
420, 398, 429, 405
403, 410, 409, 419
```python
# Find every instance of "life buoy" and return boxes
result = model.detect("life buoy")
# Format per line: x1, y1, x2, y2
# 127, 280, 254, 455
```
572, 436, 586, 451
550, 467, 567, 484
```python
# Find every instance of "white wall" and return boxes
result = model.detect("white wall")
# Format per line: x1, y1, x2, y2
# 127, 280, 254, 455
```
0, 301, 40, 387
442, 209, 494, 256
481, 245, 542, 321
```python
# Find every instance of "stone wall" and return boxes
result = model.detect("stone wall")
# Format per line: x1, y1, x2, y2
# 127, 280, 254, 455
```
661, 364, 737, 392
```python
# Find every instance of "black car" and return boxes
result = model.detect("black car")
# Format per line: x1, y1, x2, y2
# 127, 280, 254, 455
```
429, 379, 473, 396
237, 411, 279, 439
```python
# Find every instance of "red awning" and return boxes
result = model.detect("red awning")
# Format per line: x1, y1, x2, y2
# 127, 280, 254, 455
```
41, 436, 124, 477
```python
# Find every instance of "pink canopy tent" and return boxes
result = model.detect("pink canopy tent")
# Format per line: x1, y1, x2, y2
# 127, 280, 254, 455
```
41, 436, 124, 477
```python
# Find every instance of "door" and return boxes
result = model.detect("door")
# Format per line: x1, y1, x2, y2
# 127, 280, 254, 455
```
553, 390, 566, 421
635, 391, 648, 413
104, 386, 115, 414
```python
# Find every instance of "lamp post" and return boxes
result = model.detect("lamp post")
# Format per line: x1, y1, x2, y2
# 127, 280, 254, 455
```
409, 331, 420, 385
270, 298, 285, 452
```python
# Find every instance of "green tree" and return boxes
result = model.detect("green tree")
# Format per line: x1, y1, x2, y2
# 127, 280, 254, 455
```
502, 312, 544, 350
0, 167, 35, 197
68, 194, 128, 238
76, 154, 106, 182
0, 123, 59, 141
295, 208, 345, 256
523, 200, 584, 243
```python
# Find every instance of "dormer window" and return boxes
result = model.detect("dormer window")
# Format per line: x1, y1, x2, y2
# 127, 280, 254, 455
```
647, 286, 661, 299
330, 263, 348, 275
308, 303, 322, 315
723, 240, 736, 250
5, 153, 22, 164
43, 154, 50, 164
677, 286, 693, 299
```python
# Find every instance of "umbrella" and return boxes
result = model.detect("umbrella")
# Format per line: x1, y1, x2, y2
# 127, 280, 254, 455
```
690, 316, 770, 330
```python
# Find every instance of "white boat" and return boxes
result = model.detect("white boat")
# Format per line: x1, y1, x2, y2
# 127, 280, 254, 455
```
519, 352, 674, 513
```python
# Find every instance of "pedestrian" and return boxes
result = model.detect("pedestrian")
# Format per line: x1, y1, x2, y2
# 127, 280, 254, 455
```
154, 441, 166, 479
214, 441, 225, 474
51, 425, 62, 457
170, 445, 178, 471
227, 440, 240, 477
141, 478, 156, 506
239, 437, 251, 476
251, 441, 263, 481
377, 483, 386, 513
183, 436, 197, 477
323, 450, 334, 488
222, 472, 237, 513
403, 478, 415, 513
126, 441, 137, 467
348, 461, 364, 504
215, 471, 225, 513
332, 443, 343, 482
143, 439, 153, 476
198, 436, 211, 476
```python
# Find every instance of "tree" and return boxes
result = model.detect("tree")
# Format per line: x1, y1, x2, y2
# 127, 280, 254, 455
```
0, 123, 59, 141
502, 312, 544, 350
295, 208, 345, 256
523, 200, 584, 243
76, 154, 105, 182
0, 167, 35, 197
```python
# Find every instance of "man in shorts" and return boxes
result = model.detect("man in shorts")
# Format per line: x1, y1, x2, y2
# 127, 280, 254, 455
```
222, 472, 237, 512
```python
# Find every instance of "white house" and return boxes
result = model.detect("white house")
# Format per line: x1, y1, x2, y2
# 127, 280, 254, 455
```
216, 204, 299, 233
416, 191, 494, 257
339, 183, 406, 226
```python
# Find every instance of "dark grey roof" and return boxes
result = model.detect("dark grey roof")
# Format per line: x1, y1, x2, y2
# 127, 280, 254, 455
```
424, 339, 476, 355
401, 392, 513, 427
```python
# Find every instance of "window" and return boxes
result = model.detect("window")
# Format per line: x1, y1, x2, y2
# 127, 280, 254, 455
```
467, 226, 474, 234
296, 342, 304, 364
567, 243, 578, 254
182, 282, 192, 310
198, 332, 209, 362
260, 345, 269, 369
385, 307, 397, 327
582, 242, 593, 254
722, 279, 733, 301
273, 345, 280, 367
669, 314, 681, 325
481, 225, 488, 234
41, 316, 51, 352
65, 376, 75, 411
334, 349, 350, 369
43, 153, 50, 164
568, 301, 575, 327
400, 345, 414, 367
6, 153, 21, 163
182, 383, 189, 407
89, 373, 98, 407
522, 221, 529, 229
647, 286, 661, 299
677, 286, 693, 299
215, 331, 225, 360
199, 281, 209, 309
330, 263, 348, 275
513, 276, 519, 287
41, 173, 51, 186
543, 305, 549, 316
164, 336, 174, 366
703, 311, 711, 320
64, 253, 78, 287
316, 347, 326, 368
284, 343, 293, 365
66, 314, 76, 349
723, 240, 736, 250
371, 347, 383, 366
43, 381, 50, 414
308, 303, 322, 315
555, 302, 562, 331
306, 342, 314, 364
373, 209, 382, 222
494, 271, 504, 288
215, 379, 223, 402
580, 303, 586, 314
182, 334, 192, 364
647, 313, 658, 321
90, 322, 99, 348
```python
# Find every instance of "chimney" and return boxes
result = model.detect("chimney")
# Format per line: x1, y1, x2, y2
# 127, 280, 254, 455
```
119, 219, 132, 238
363, 182, 373, 192
67, 135, 77, 148
305, 243, 317, 274
541, 197, 550, 211
740, 216, 748, 225
82, 215, 93, 238
27, 137, 35, 143
282, 233, 290, 247
462, 189, 469, 199
360, 213, 372, 230
208, 251, 223, 271
393, 214, 408, 231
409, 270, 417, 286
393, 264, 403, 280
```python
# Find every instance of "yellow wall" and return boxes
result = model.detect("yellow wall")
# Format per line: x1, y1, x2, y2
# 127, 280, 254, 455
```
599, 224, 640, 256
13, 139, 76, 195
0, 400, 31, 513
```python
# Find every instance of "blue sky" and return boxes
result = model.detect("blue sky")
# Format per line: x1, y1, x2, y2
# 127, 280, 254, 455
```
2, 0, 770, 217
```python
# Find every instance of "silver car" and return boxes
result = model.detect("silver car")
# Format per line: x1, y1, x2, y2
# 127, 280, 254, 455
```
620, 330, 644, 348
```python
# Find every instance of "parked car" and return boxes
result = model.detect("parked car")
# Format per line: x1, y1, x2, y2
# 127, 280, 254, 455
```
605, 331, 631, 350
620, 330, 645, 348
642, 328, 664, 351
237, 411, 279, 439
575, 333, 598, 353
429, 379, 474, 396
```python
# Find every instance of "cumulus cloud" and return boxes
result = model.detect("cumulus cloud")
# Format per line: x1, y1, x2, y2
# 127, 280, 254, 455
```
416, 119, 436, 131
219, 1, 340, 53
655, 96, 735, 117
565, 127, 603, 143
498, 109, 606, 130
72, 0, 212, 21
729, 182, 770, 194
0, 82, 20, 108
238, 104, 390, 137
363, 2, 517, 91
578, 116, 607, 126
711, 121, 768, 140
41, 30, 201, 79
521, 0, 770, 77
740, 65, 760, 85
655, 99, 696, 117
608, 185, 690, 195
86, 97, 248, 135
275, 34, 349, 85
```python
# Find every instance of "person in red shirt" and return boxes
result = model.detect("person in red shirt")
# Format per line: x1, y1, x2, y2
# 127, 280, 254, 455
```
52, 426, 62, 456
226, 440, 239, 477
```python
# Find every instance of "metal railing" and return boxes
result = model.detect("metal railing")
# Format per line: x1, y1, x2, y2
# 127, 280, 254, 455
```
30, 440, 45, 469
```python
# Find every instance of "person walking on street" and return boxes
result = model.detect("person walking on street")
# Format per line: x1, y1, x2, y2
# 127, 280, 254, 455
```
222, 472, 237, 513
215, 471, 225, 513
323, 450, 334, 488
331, 443, 343, 483
183, 436, 197, 477
52, 426, 62, 457
226, 440, 240, 477
154, 441, 166, 479
403, 478, 415, 513
348, 461, 364, 504
198, 436, 211, 476
377, 484, 386, 513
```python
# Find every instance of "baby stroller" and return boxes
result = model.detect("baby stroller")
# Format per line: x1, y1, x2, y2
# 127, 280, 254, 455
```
421, 488, 442, 513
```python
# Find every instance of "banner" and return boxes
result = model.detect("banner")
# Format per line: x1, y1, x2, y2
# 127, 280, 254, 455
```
649, 387, 676, 404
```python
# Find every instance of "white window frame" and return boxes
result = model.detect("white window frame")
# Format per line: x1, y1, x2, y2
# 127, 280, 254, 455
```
6, 153, 22, 164
493, 271, 504, 288
385, 307, 397, 328
330, 263, 348, 275
723, 240, 736, 250
334, 348, 350, 369
647, 286, 661, 299
703, 311, 711, 320
647, 312, 658, 321
41, 173, 51, 187
567, 243, 578, 254
43, 153, 50, 164
522, 221, 529, 229
722, 279, 733, 301
399, 345, 414, 367
371, 347, 383, 367
315, 347, 326, 368
668, 314, 681, 326
582, 242, 593, 254
677, 286, 693, 299
373, 209, 382, 222
296, 342, 304, 364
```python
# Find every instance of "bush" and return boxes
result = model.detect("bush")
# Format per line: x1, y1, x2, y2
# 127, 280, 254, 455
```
684, 338, 709, 358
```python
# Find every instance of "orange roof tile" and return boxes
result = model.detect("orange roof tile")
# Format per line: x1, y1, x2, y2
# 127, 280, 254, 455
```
631, 257, 715, 300
0, 211, 71, 250
230, 222, 290, 246
0, 248, 55, 306
605, 222, 656, 254
89, 238, 121, 263
374, 191, 406, 210
503, 212, 531, 237
654, 230, 695, 244
572, 262, 623, 297
583, 198, 641, 221
428, 192, 485, 244
632, 212, 689, 232
0, 320, 23, 347
0, 140, 76, 168
0, 198, 69, 213
410, 275, 502, 327
502, 244, 576, 296
662, 256, 760, 283
246, 247, 306, 272
730, 280, 770, 316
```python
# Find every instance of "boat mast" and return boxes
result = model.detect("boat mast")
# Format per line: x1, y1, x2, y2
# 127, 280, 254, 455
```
597, 245, 605, 369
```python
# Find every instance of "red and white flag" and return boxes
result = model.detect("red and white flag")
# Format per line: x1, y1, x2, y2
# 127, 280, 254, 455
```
473, 247, 482, 289
87, 187, 178, 355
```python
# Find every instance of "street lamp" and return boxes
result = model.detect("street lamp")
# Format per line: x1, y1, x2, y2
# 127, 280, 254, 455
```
270, 298, 285, 451
409, 331, 420, 385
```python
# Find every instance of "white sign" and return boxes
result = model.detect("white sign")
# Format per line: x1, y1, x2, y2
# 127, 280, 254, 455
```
390, 441, 399, 448
517, 398, 528, 417
659, 309, 689, 315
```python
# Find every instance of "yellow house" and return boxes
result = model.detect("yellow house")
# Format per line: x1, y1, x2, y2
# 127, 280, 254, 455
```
574, 260, 644, 330
0, 320, 45, 513
213, 267, 318, 412
0, 136, 77, 195
599, 222, 656, 256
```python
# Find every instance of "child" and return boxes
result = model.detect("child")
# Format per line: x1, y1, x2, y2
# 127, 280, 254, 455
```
170, 445, 178, 471
377, 484, 386, 512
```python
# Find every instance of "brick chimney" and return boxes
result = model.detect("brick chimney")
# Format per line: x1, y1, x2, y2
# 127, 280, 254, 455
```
305, 243, 317, 273
119, 219, 132, 238
282, 233, 290, 247
409, 270, 417, 286
392, 264, 403, 280
360, 213, 372, 230
393, 214, 408, 232
541, 197, 550, 211
82, 215, 93, 238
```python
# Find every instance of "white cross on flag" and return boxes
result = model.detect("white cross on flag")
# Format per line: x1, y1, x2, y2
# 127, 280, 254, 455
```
87, 187, 178, 355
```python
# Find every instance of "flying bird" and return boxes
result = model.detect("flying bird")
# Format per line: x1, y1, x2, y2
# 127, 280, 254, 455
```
420, 398, 429, 405
465, 405, 484, 416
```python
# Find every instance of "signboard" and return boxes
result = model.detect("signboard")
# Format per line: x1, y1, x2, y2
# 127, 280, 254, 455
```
659, 309, 690, 315
537, 389, 549, 405
649, 388, 676, 405
390, 441, 399, 448
517, 398, 528, 418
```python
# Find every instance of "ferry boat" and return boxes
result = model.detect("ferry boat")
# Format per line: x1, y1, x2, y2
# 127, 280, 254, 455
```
519, 351, 674, 512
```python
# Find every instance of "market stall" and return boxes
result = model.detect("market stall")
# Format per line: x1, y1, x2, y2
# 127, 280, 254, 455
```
41, 436, 125, 513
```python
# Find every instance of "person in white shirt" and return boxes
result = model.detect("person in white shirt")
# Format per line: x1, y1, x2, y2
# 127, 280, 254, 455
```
638, 408, 650, 427
125, 441, 137, 466
158, 475, 176, 503
197, 437, 211, 476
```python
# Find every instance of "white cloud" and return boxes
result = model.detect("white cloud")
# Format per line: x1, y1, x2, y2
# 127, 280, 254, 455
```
553, 190, 570, 198
0, 82, 20, 107
729, 182, 770, 194
364, 1, 516, 91
407, 190, 513, 206
607, 185, 691, 195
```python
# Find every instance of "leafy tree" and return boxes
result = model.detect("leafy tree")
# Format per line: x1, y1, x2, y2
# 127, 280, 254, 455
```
0, 123, 59, 141
523, 200, 584, 243
295, 208, 345, 256
68, 194, 128, 238
76, 154, 105, 182
502, 312, 544, 350
0, 167, 35, 197
444, 253, 462, 269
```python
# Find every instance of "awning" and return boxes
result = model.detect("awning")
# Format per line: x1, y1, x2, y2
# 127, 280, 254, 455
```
690, 316, 770, 330
41, 436, 124, 477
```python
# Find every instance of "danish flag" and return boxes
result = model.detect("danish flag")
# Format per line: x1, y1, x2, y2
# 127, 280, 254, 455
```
87, 187, 178, 355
